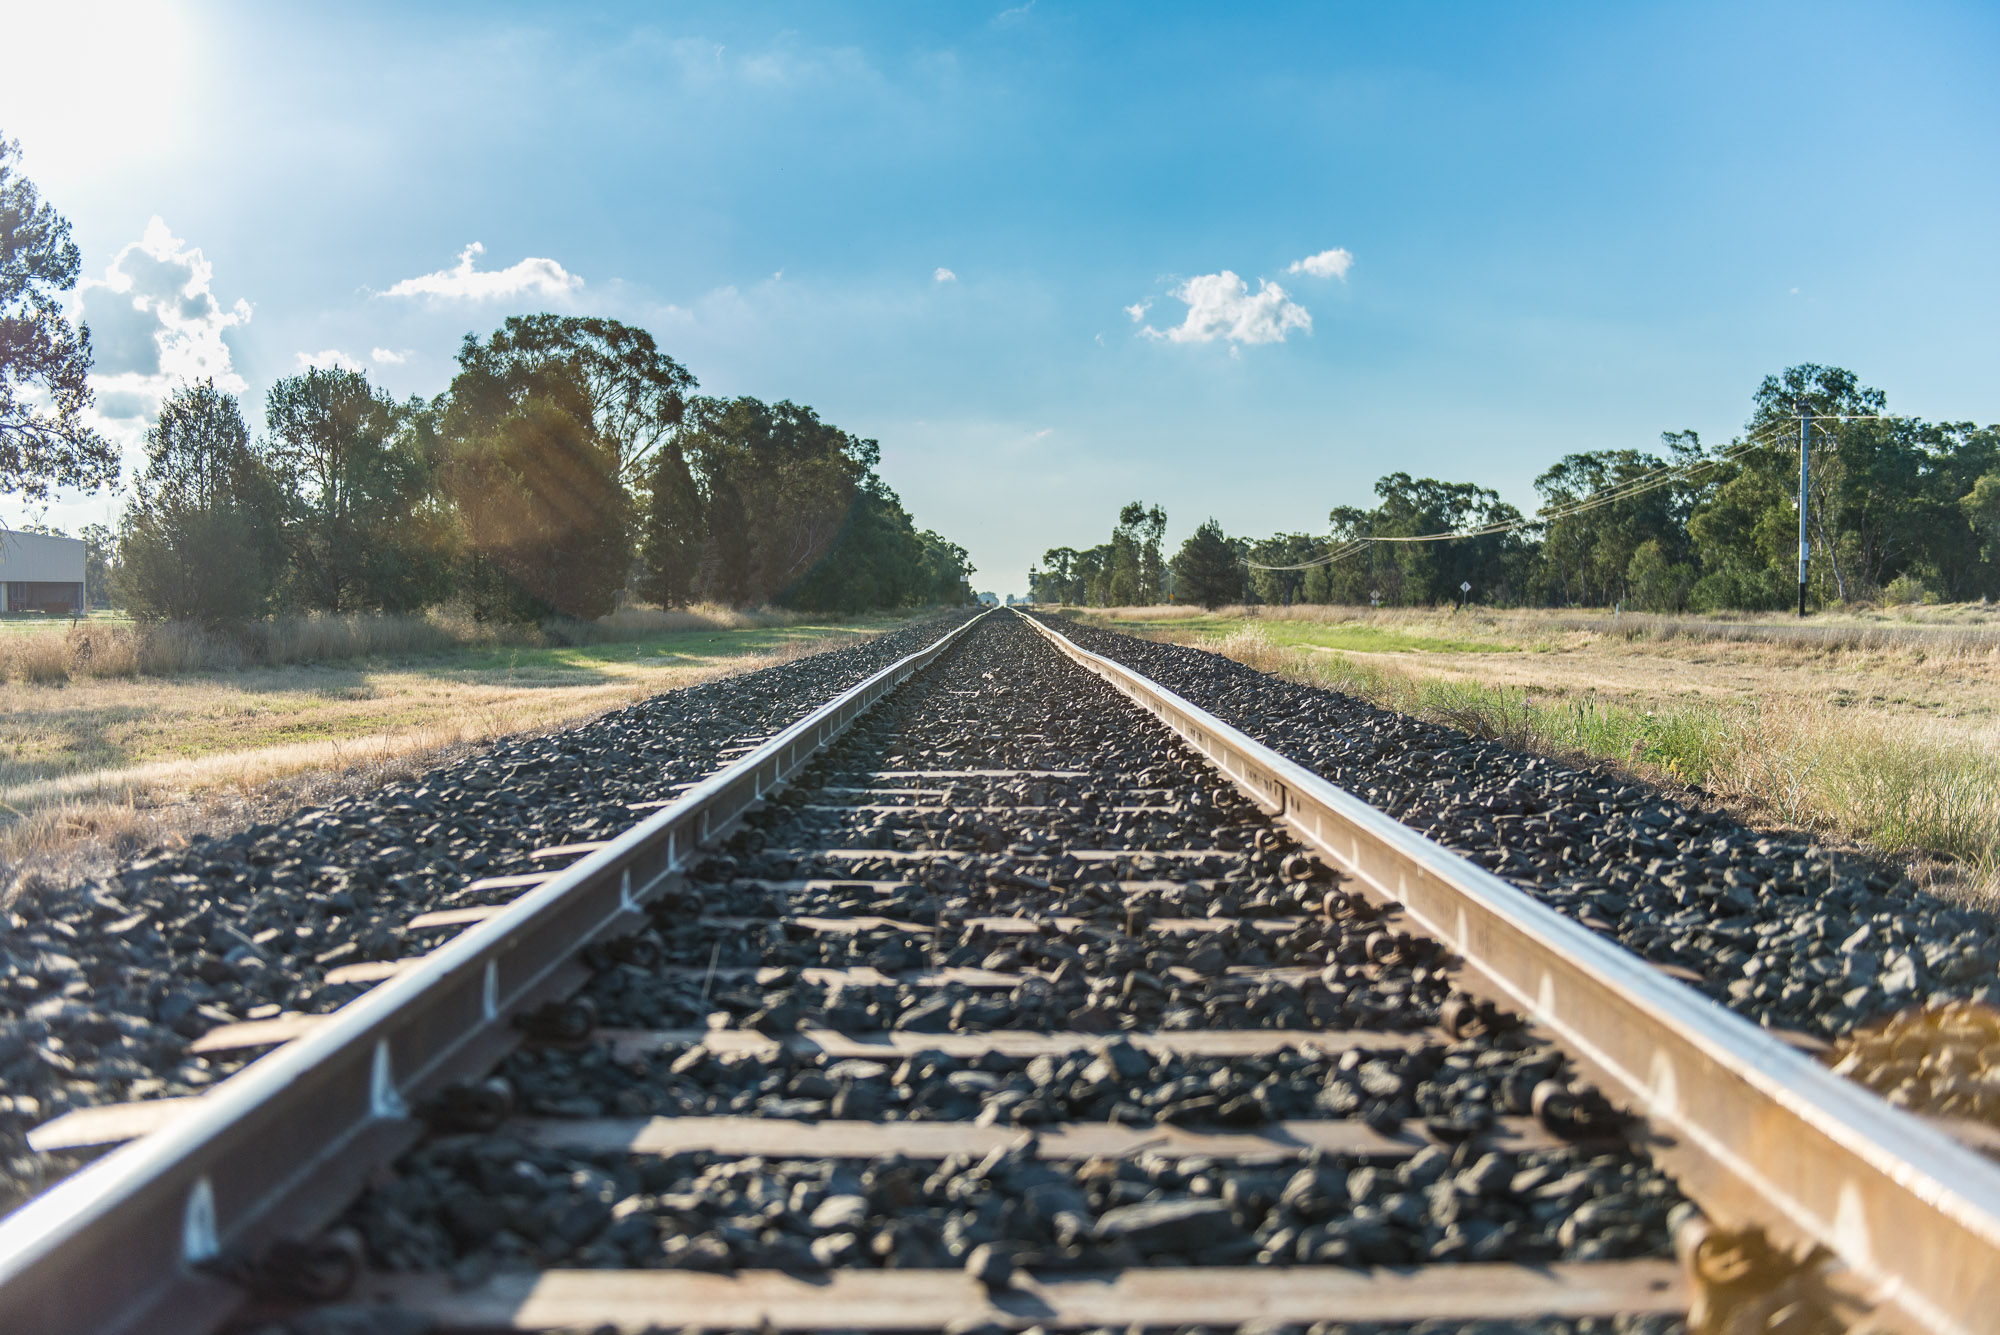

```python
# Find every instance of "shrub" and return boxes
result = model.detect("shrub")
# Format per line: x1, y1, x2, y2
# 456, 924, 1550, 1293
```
1884, 572, 1928, 606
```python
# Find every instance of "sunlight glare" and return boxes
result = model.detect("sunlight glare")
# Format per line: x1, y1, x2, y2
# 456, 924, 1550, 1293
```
0, 0, 188, 174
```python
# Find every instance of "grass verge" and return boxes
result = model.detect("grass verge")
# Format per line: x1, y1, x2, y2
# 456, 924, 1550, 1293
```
1101, 615, 2000, 901
0, 603, 812, 683
0, 612, 917, 901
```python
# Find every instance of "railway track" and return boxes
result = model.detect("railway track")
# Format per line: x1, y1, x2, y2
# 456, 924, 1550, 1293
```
3, 609, 2000, 1333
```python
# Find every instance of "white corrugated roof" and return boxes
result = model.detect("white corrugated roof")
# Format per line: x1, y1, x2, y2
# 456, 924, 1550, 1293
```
0, 530, 86, 583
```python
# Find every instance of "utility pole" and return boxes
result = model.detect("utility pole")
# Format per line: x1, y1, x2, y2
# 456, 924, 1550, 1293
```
1797, 410, 1810, 617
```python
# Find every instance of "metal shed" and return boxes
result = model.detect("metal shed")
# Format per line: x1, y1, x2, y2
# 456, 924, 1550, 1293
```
0, 529, 87, 614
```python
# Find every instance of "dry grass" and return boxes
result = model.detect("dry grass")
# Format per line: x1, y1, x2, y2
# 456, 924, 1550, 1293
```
0, 603, 813, 684
1098, 601, 2000, 661
0, 615, 893, 902
1087, 606, 2000, 902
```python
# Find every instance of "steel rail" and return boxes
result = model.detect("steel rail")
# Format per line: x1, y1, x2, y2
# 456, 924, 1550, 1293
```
1018, 608, 2000, 1335
0, 610, 991, 1335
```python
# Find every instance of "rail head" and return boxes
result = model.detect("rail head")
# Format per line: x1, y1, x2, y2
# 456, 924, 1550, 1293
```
0, 610, 991, 1335
1017, 607, 2000, 1335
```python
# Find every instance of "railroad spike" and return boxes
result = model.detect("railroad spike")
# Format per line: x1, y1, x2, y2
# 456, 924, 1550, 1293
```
1280, 850, 1323, 883
1531, 1079, 1629, 1140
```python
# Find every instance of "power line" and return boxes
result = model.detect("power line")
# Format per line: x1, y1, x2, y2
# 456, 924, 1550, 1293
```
1244, 420, 1807, 572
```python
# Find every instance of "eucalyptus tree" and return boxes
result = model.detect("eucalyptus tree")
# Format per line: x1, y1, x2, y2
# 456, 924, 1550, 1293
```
461, 314, 696, 486
265, 367, 445, 613
441, 328, 631, 621
119, 381, 284, 624
0, 135, 115, 501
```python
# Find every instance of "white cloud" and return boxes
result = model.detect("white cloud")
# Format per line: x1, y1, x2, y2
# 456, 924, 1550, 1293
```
934, 267, 957, 283
371, 347, 409, 364
75, 215, 252, 426
296, 349, 365, 373
1139, 271, 1311, 346
1287, 247, 1354, 281
381, 241, 582, 302
1124, 301, 1151, 322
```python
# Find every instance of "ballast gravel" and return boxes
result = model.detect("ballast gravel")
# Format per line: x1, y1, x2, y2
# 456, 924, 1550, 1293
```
0, 612, 973, 1215
1039, 614, 2000, 1050
254, 1310, 1680, 1335
339, 612, 1685, 1302
355, 1135, 1680, 1277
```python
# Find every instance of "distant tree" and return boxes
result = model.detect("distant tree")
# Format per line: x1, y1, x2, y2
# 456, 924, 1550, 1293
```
119, 381, 284, 624
1173, 519, 1241, 609
699, 477, 752, 606
0, 135, 116, 501
1746, 364, 1887, 604
636, 446, 705, 607
1533, 434, 1706, 607
1246, 533, 1323, 605
677, 396, 879, 605
1364, 473, 1528, 605
1686, 451, 1795, 611
460, 314, 696, 485
1964, 473, 2000, 569
265, 367, 447, 613
1625, 539, 1695, 612
1111, 502, 1168, 604
1032, 364, 2000, 613
1032, 546, 1090, 604
915, 530, 974, 604
782, 476, 924, 613
1680, 366, 2000, 607
441, 331, 631, 621
79, 521, 118, 608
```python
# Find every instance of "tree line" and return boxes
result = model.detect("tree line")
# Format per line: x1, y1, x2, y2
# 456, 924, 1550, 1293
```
2, 137, 971, 626
1033, 365, 2000, 612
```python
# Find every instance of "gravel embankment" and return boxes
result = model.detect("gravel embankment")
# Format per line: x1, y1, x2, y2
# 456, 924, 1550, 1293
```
340, 613, 1686, 1309
1039, 615, 2000, 1061
0, 612, 974, 1215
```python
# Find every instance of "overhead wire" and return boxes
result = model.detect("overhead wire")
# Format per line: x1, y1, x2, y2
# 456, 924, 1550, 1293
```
1241, 417, 1840, 572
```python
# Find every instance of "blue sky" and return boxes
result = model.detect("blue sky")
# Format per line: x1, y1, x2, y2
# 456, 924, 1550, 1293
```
6, 1, 1997, 595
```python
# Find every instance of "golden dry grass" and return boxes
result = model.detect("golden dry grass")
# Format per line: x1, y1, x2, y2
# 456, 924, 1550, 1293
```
0, 613, 898, 901
0, 603, 812, 683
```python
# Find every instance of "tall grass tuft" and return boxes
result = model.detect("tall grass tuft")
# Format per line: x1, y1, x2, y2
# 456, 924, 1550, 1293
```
1, 633, 70, 684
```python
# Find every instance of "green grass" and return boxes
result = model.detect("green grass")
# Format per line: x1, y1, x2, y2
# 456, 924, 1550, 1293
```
0, 611, 132, 634
1082, 612, 1511, 655
1238, 635, 2000, 896
1297, 649, 1721, 777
